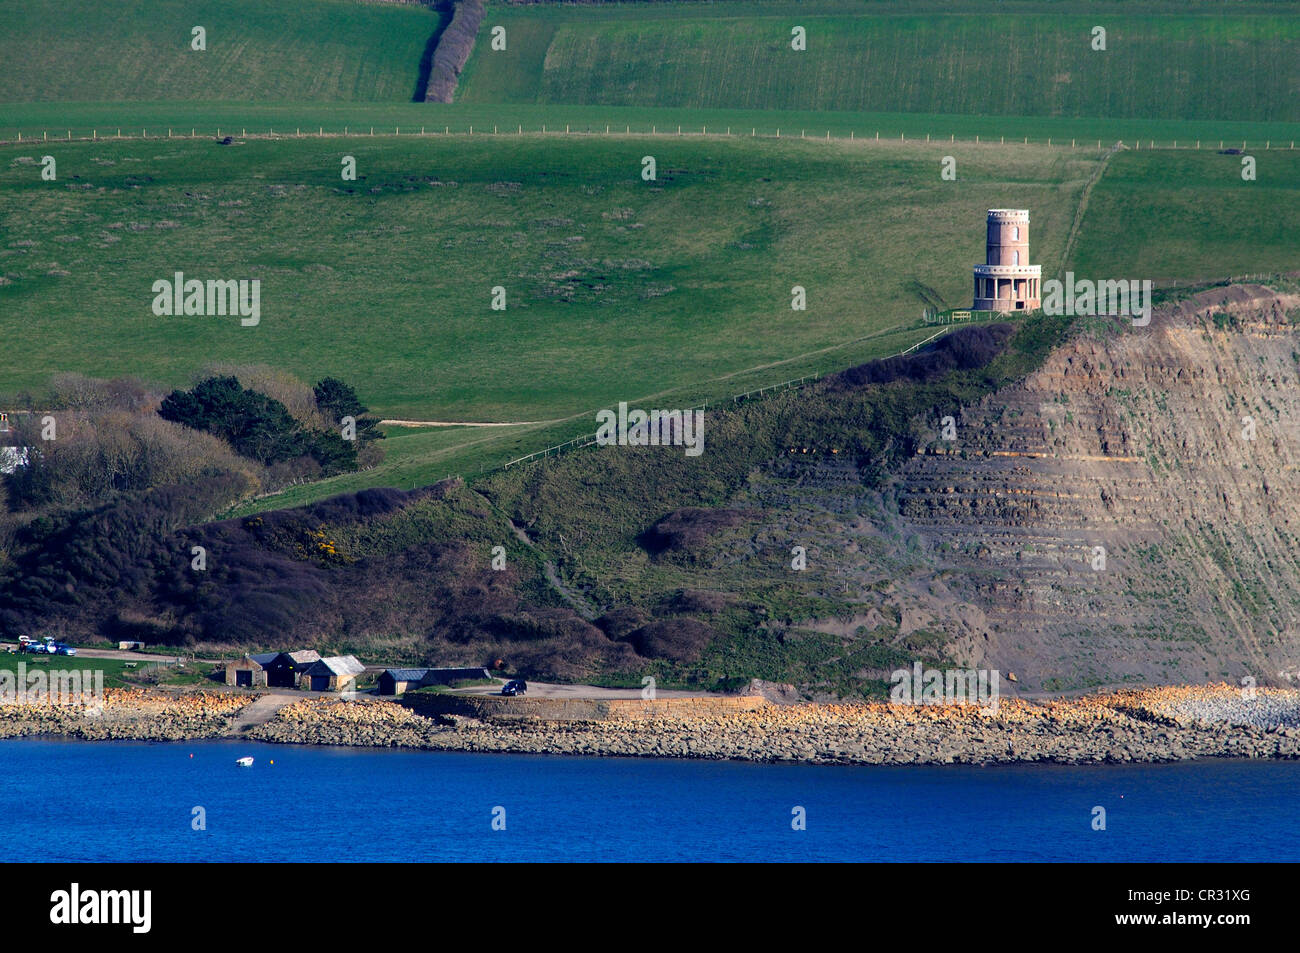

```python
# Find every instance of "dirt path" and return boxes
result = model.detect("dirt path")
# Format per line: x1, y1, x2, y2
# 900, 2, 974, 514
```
451, 680, 716, 700
0, 644, 186, 663
380, 419, 549, 428
508, 521, 603, 620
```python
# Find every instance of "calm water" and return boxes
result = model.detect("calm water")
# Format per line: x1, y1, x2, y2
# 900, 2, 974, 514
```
3, 739, 1297, 862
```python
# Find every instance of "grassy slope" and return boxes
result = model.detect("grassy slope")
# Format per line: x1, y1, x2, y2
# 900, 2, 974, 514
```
5, 134, 1296, 513
0, 135, 1093, 421
228, 141, 1300, 512
1071, 150, 1300, 281
0, 0, 438, 103
221, 321, 948, 515
3, 0, 1297, 689
457, 2, 1300, 122
4, 0, 1296, 518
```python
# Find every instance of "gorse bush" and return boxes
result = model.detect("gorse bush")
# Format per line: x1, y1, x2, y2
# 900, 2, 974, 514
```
831, 324, 1015, 389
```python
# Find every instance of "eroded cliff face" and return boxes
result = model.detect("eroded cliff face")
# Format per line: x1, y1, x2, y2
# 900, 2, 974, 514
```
742, 284, 1300, 694
895, 285, 1300, 691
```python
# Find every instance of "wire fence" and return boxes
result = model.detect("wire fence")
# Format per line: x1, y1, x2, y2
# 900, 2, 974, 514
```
501, 400, 710, 471
897, 329, 947, 355
924, 309, 1001, 325
3, 124, 1296, 151
729, 371, 821, 404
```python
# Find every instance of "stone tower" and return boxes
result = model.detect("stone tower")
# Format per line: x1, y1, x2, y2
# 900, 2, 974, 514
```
973, 209, 1040, 312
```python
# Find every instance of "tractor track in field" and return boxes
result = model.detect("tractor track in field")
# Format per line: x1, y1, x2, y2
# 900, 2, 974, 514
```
1055, 140, 1124, 281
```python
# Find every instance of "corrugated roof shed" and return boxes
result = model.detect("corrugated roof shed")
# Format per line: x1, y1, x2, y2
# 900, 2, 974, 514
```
316, 655, 365, 677
384, 668, 431, 682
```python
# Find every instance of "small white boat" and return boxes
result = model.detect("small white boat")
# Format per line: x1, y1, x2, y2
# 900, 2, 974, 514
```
236, 756, 254, 767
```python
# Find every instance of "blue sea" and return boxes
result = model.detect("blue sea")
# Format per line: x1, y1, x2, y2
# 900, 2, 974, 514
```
3, 739, 1297, 862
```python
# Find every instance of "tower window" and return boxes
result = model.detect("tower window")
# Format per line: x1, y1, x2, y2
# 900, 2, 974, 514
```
1011, 226, 1019, 240
1012, 251, 1019, 265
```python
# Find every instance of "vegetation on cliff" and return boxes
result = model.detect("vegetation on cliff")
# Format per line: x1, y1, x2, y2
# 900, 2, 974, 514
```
0, 318, 1072, 692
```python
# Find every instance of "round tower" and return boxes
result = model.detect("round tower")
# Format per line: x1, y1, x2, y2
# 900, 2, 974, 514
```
973, 209, 1040, 312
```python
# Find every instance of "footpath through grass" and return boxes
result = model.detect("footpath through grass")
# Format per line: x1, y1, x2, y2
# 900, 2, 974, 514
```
222, 320, 950, 515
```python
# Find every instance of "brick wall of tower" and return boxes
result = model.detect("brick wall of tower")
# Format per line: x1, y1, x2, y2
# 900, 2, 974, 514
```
986, 218, 1030, 266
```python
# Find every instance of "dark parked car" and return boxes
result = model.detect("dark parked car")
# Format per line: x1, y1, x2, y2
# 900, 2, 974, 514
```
501, 679, 527, 696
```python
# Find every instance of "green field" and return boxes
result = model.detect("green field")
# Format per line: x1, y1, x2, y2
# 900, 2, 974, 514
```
1, 652, 186, 689
5, 128, 1298, 513
0, 134, 1096, 424
457, 2, 1300, 122
4, 0, 1298, 519
1072, 150, 1300, 281
0, 0, 439, 103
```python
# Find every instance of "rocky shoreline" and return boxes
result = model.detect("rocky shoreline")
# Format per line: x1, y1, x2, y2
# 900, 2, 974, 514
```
5, 684, 1300, 765
0, 689, 246, 742
246, 684, 1300, 764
